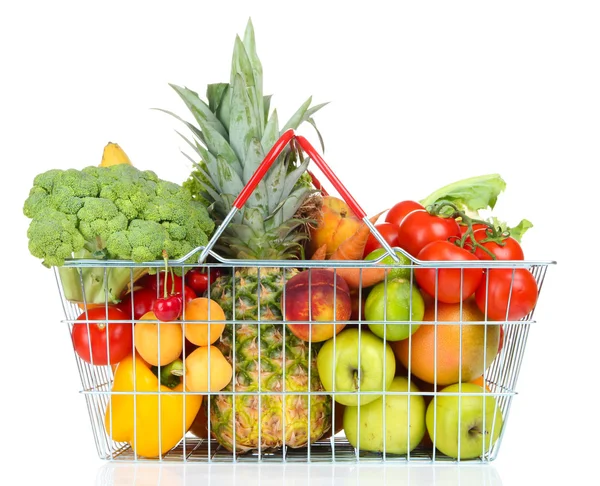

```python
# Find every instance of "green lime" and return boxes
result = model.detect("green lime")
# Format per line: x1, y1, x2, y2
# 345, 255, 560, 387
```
364, 247, 413, 280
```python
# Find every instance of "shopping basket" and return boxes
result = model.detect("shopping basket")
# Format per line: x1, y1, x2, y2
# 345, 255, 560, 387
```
55, 130, 555, 464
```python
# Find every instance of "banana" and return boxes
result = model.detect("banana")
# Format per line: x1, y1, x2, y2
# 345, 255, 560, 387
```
99, 142, 132, 167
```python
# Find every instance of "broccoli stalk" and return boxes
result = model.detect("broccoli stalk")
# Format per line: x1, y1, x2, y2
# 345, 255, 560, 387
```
58, 264, 147, 305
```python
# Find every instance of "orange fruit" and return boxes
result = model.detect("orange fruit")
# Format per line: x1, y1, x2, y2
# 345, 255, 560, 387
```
183, 298, 226, 346
391, 297, 500, 386
470, 375, 493, 393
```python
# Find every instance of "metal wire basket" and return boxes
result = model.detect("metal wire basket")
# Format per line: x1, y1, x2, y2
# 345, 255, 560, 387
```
55, 131, 555, 464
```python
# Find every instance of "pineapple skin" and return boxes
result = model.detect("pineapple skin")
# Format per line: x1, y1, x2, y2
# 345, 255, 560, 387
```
209, 268, 332, 452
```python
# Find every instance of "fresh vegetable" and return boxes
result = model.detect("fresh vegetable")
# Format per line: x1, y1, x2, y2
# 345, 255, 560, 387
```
397, 211, 461, 258
414, 240, 483, 304
475, 268, 538, 321
104, 354, 201, 458
362, 222, 400, 258
71, 306, 133, 366
385, 200, 425, 227
22, 164, 215, 304
472, 229, 525, 261
328, 212, 389, 289
99, 142, 132, 167
310, 243, 328, 261
419, 174, 507, 215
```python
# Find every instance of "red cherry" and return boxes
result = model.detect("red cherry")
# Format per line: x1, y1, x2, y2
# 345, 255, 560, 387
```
153, 295, 183, 321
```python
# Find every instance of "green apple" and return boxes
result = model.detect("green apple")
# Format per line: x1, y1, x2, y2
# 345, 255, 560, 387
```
426, 383, 504, 459
364, 278, 424, 341
316, 328, 396, 406
364, 248, 413, 280
343, 376, 426, 455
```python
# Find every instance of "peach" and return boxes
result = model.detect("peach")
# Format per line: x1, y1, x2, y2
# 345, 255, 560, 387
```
308, 196, 362, 258
283, 269, 351, 342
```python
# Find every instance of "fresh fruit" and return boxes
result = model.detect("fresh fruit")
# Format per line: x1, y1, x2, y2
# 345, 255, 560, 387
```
153, 294, 183, 321
392, 298, 500, 386
364, 278, 425, 341
343, 376, 426, 455
414, 240, 483, 304
283, 269, 351, 342
173, 20, 332, 453
316, 328, 396, 406
475, 268, 538, 321
397, 211, 461, 258
426, 383, 504, 459
99, 142, 132, 167
183, 297, 226, 346
363, 222, 401, 258
140, 272, 185, 294
134, 311, 183, 367
319, 401, 346, 441
184, 345, 233, 392
385, 200, 425, 228
116, 287, 158, 320
185, 268, 210, 295
72, 306, 132, 366
364, 248, 413, 281
308, 196, 362, 258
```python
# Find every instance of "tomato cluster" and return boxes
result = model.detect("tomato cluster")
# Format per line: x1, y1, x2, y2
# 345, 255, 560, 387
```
366, 200, 539, 323
71, 267, 225, 366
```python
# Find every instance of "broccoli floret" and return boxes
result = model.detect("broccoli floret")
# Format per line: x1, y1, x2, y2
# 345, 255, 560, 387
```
23, 164, 215, 303
77, 198, 129, 247
26, 208, 86, 267
106, 219, 169, 262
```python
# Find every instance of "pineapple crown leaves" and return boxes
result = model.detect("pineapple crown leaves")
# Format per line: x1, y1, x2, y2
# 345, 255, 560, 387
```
163, 18, 328, 259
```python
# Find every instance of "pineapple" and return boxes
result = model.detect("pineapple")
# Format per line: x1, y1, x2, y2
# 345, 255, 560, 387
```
171, 20, 331, 453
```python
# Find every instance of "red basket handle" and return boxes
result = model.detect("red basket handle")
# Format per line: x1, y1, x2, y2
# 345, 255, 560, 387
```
233, 130, 363, 217
199, 129, 398, 262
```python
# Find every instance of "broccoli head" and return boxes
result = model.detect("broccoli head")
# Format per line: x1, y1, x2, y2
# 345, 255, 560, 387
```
23, 164, 216, 303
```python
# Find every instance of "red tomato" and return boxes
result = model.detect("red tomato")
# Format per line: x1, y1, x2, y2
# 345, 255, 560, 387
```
385, 200, 425, 227
475, 268, 538, 321
397, 211, 461, 257
363, 223, 401, 257
72, 307, 133, 365
472, 230, 525, 261
414, 240, 484, 303
116, 287, 158, 320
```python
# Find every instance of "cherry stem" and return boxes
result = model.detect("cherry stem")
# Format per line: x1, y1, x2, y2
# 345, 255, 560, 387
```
162, 249, 169, 299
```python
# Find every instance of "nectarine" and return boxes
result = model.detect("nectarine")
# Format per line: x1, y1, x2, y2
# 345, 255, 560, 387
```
283, 269, 351, 342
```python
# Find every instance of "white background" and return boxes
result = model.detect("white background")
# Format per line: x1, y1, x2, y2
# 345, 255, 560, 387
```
1, 1, 598, 485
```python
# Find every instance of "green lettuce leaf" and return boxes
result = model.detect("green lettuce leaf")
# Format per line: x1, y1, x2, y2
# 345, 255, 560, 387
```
419, 174, 507, 214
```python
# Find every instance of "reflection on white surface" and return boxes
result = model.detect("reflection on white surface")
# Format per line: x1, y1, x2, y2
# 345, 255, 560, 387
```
97, 462, 502, 486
